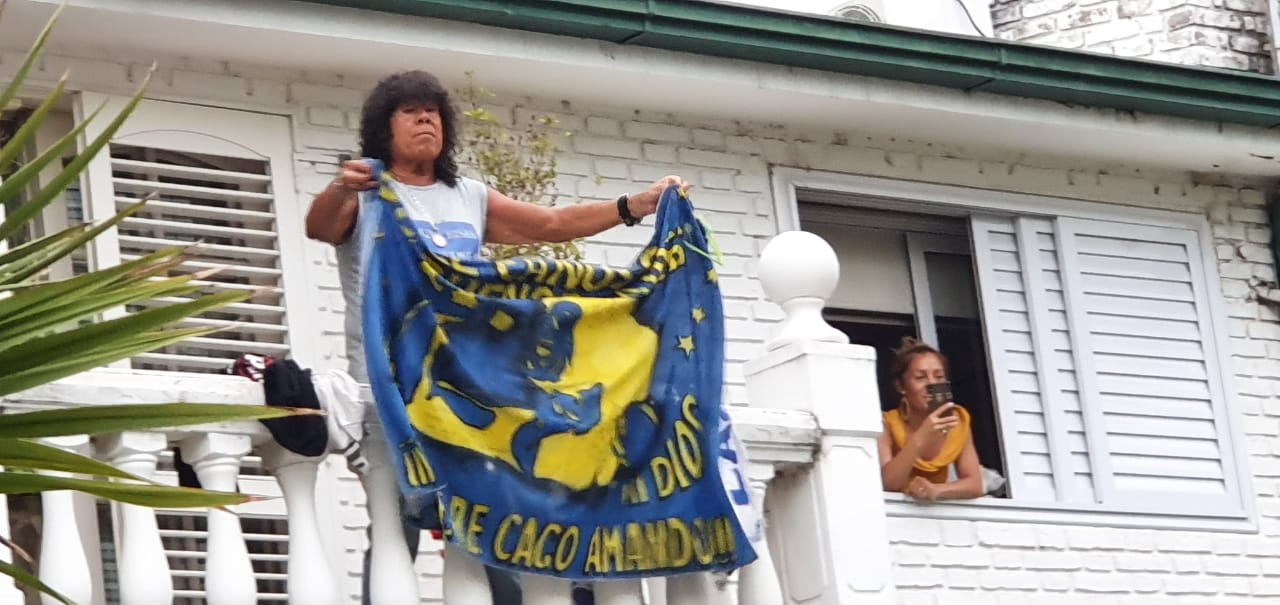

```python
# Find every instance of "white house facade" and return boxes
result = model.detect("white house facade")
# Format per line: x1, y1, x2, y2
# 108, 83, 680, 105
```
2, 0, 1280, 604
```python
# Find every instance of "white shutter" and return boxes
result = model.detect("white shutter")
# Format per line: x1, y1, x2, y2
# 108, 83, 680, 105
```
161, 511, 290, 603
971, 216, 1094, 503
1056, 218, 1242, 514
78, 95, 315, 373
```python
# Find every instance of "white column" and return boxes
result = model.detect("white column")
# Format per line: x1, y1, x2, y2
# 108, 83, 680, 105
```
666, 573, 731, 605
519, 573, 571, 605
259, 442, 339, 605
644, 578, 667, 605
180, 433, 256, 605
439, 543, 489, 604
359, 442, 420, 605
37, 436, 94, 605
98, 432, 173, 605
594, 579, 644, 605
737, 464, 783, 605
744, 231, 895, 604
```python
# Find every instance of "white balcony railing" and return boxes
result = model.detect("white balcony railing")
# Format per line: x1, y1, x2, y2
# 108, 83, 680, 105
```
2, 230, 892, 605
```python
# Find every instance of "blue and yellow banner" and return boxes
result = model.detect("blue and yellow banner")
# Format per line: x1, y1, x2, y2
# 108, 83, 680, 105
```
361, 184, 759, 579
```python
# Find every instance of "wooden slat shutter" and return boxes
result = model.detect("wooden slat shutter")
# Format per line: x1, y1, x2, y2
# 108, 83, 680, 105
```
79, 95, 313, 373
1056, 217, 1243, 515
971, 215, 1095, 503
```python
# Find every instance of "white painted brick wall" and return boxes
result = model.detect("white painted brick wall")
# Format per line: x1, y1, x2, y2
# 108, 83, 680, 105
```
6, 46, 1280, 603
993, 0, 1275, 74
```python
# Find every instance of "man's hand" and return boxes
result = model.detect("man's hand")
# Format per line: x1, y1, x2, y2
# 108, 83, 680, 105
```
336, 159, 378, 192
626, 175, 688, 219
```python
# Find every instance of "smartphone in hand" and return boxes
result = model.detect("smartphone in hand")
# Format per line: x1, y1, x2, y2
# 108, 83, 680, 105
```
926, 381, 954, 417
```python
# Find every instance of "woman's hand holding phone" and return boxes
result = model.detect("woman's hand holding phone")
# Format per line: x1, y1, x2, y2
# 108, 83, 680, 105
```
911, 402, 959, 451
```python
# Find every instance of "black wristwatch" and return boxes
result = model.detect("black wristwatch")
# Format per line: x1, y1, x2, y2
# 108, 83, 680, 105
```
617, 194, 638, 227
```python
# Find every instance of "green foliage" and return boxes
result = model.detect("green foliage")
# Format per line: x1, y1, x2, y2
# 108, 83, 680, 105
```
455, 74, 583, 261
1, 6, 318, 601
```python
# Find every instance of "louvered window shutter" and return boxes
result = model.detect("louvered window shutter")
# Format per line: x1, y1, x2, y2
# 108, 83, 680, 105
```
971, 215, 1096, 504
78, 95, 313, 373
974, 213, 1243, 515
1055, 217, 1243, 515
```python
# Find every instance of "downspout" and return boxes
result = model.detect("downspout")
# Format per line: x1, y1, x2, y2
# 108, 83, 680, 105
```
1258, 190, 1280, 307
1268, 1, 1280, 77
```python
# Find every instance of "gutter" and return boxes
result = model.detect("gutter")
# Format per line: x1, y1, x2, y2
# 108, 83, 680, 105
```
298, 0, 1280, 129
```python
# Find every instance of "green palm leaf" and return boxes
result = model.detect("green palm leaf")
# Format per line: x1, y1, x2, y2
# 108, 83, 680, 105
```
0, 195, 153, 286
0, 3, 61, 128
0, 438, 148, 482
0, 66, 151, 242
0, 559, 72, 605
0, 248, 184, 327
0, 403, 315, 439
0, 290, 249, 392
0, 73, 67, 173
0, 472, 249, 508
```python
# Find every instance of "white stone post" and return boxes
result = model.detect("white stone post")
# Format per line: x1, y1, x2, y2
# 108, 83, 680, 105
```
594, 579, 644, 605
644, 578, 667, 605
37, 436, 94, 605
737, 463, 783, 605
743, 231, 895, 604
666, 573, 731, 605
360, 442, 421, 605
180, 433, 257, 605
519, 573, 572, 605
259, 442, 339, 605
99, 432, 173, 605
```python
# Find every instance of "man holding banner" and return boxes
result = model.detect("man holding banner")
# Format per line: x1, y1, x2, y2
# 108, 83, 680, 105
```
307, 70, 759, 602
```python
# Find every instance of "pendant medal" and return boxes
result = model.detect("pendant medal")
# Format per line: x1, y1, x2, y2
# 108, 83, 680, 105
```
431, 232, 449, 248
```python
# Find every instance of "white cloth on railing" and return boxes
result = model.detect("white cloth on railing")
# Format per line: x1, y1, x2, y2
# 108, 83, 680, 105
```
311, 368, 368, 473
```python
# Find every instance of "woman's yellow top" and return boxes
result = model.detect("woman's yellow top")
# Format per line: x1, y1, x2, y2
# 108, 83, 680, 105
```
883, 405, 971, 484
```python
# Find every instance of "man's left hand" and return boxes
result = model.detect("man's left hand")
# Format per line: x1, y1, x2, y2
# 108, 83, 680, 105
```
628, 175, 688, 219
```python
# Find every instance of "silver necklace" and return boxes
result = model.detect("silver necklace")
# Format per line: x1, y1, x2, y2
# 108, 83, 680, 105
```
393, 180, 449, 249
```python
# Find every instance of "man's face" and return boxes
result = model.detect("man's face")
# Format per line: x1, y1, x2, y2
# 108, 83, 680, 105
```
389, 101, 444, 166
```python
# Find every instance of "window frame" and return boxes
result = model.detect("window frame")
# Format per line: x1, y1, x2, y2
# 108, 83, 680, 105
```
771, 167, 1257, 532
904, 231, 971, 350
74, 91, 321, 373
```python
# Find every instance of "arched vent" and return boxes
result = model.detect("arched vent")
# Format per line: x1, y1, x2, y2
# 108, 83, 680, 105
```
834, 3, 882, 23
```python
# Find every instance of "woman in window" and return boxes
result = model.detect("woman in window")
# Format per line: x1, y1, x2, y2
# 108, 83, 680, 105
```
878, 337, 985, 500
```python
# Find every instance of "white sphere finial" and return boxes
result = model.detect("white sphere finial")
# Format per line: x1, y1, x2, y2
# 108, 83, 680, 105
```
758, 230, 849, 349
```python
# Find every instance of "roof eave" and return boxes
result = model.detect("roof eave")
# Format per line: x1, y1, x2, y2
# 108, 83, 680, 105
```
299, 0, 1280, 129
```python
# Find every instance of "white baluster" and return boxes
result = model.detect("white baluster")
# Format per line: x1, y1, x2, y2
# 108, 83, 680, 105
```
644, 578, 668, 605
99, 432, 173, 605
746, 231, 896, 604
520, 573, 571, 605
737, 464, 783, 605
259, 442, 338, 605
440, 543, 489, 604
360, 437, 420, 605
666, 573, 731, 605
180, 433, 256, 605
37, 436, 93, 605
594, 579, 643, 605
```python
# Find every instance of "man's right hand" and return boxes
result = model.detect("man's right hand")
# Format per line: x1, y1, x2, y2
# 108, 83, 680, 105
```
306, 160, 369, 244
336, 159, 378, 192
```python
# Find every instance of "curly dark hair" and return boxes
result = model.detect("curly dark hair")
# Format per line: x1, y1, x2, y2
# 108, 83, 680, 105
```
358, 70, 459, 187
